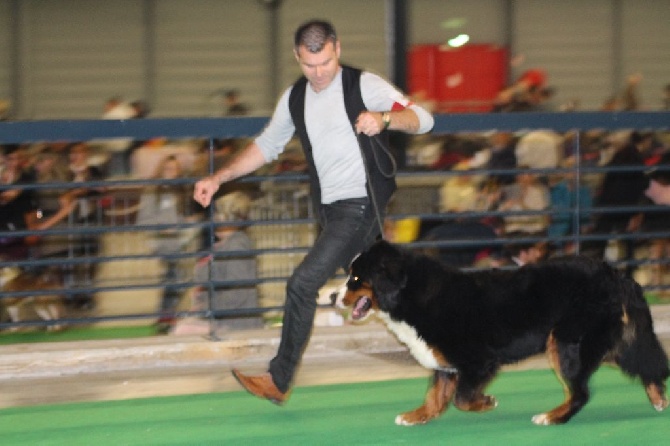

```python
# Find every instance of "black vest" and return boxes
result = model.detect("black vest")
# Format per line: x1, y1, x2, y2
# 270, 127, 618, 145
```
288, 65, 396, 215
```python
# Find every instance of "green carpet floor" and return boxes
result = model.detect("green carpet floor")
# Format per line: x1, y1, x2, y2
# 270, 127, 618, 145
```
0, 367, 667, 445
0, 326, 157, 345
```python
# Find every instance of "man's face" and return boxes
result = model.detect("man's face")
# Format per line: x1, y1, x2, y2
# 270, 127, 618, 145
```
294, 40, 341, 93
645, 179, 670, 206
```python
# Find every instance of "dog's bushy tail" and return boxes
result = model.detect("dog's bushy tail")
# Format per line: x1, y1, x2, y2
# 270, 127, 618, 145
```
616, 277, 669, 384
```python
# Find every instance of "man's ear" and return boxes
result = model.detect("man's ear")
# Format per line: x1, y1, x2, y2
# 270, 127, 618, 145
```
335, 40, 341, 59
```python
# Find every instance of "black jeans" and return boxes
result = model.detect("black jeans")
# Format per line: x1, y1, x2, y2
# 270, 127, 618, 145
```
268, 197, 381, 392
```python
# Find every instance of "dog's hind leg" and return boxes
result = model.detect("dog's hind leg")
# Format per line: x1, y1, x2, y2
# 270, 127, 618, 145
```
644, 381, 669, 412
533, 332, 608, 425
395, 370, 457, 426
533, 333, 580, 425
615, 305, 669, 411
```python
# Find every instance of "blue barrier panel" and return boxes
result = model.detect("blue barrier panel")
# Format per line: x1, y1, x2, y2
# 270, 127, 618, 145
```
1, 111, 669, 144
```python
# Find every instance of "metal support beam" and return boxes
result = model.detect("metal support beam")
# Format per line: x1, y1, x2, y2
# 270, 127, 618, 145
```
388, 0, 408, 89
9, 0, 22, 119
142, 0, 157, 109
611, 0, 623, 92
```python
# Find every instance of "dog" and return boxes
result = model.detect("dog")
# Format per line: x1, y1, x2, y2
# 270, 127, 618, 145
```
335, 240, 669, 426
1, 266, 66, 331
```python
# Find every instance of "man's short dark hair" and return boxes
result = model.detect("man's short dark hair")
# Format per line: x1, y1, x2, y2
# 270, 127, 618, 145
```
294, 20, 337, 53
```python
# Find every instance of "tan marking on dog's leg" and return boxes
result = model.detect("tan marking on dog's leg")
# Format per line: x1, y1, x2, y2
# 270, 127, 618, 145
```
645, 383, 669, 412
453, 370, 499, 413
532, 402, 574, 426
430, 348, 456, 371
533, 333, 573, 425
453, 390, 498, 412
396, 373, 457, 426
545, 333, 569, 395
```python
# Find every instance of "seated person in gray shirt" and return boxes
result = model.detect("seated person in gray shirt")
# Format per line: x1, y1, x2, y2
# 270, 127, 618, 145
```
172, 191, 262, 336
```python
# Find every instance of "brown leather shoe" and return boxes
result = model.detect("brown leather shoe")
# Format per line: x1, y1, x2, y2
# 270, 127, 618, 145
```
232, 369, 288, 405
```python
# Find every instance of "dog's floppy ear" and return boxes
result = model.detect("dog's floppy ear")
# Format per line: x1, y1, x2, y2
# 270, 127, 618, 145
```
372, 257, 407, 312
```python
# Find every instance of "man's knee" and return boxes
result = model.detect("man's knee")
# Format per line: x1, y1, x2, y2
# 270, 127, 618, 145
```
286, 271, 321, 305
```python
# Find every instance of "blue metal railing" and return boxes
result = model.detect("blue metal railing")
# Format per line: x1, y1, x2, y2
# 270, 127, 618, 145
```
1, 112, 668, 143
1, 111, 669, 332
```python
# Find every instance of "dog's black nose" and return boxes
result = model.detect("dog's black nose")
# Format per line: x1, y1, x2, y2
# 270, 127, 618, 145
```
329, 291, 338, 306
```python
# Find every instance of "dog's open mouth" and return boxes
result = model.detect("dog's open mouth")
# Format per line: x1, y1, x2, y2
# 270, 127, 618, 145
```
352, 296, 372, 320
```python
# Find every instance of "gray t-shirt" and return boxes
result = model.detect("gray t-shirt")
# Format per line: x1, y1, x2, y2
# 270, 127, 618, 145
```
255, 69, 434, 204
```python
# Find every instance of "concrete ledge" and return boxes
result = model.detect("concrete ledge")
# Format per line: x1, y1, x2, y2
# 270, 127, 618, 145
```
0, 322, 402, 379
1, 306, 669, 381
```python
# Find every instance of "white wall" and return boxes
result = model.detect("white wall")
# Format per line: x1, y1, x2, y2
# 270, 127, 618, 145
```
0, 0, 12, 106
18, 0, 146, 119
0, 0, 668, 119
621, 0, 670, 110
409, 0, 507, 45
512, 0, 615, 110
152, 0, 270, 117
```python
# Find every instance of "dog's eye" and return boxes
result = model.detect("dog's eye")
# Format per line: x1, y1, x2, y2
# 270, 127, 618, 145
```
347, 275, 362, 290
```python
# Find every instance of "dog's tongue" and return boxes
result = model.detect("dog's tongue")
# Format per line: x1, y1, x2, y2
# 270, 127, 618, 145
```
353, 296, 372, 319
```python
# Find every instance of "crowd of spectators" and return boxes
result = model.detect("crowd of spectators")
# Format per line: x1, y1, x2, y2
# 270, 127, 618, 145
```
2, 82, 670, 332
0, 134, 264, 331
399, 127, 670, 296
1, 142, 109, 310
380, 69, 670, 291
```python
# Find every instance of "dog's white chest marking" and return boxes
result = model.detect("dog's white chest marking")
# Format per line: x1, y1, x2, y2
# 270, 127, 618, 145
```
379, 313, 447, 371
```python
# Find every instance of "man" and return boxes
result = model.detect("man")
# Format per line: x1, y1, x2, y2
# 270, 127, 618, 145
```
193, 19, 434, 404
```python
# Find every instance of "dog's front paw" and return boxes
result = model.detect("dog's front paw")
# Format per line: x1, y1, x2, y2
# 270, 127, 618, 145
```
395, 413, 426, 426
532, 413, 555, 425
653, 397, 668, 412
394, 407, 438, 426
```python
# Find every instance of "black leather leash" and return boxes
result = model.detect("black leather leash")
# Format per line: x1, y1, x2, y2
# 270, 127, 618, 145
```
356, 132, 397, 240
